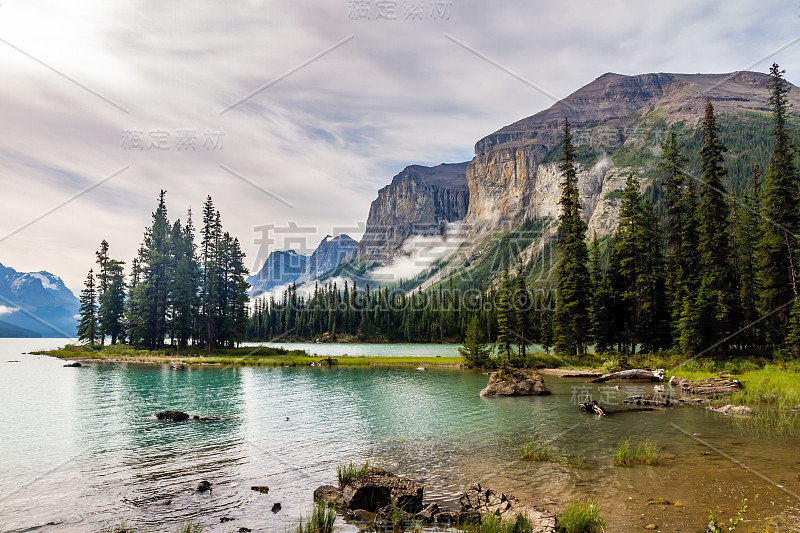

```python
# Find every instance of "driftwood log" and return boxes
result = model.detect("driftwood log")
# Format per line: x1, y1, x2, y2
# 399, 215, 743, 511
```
589, 369, 665, 383
579, 397, 607, 415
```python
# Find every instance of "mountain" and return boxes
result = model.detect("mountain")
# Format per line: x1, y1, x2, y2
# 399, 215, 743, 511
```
296, 234, 358, 284
247, 250, 308, 297
0, 263, 79, 337
334, 70, 800, 290
0, 319, 40, 338
356, 162, 469, 261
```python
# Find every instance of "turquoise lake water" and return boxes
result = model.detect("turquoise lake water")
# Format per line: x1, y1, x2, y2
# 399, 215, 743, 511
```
1, 339, 799, 532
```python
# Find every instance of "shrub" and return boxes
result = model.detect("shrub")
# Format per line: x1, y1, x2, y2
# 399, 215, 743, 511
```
556, 499, 606, 533
337, 460, 370, 486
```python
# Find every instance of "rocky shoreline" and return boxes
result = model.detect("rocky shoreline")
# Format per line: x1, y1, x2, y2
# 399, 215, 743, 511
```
313, 468, 556, 532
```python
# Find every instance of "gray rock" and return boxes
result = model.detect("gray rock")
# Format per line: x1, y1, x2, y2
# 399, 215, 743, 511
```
707, 404, 753, 416
417, 502, 440, 522
340, 468, 423, 512
480, 369, 551, 397
459, 483, 555, 533
313, 485, 346, 508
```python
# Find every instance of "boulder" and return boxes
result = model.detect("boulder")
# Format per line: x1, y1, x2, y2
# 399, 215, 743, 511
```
197, 480, 212, 493
459, 483, 555, 533
340, 468, 423, 512
156, 411, 190, 421
375, 505, 415, 528
271, 502, 282, 513
313, 485, 346, 508
480, 369, 551, 397
417, 502, 440, 522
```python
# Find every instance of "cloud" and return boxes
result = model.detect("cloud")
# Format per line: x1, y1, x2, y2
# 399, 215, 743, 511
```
0, 0, 798, 294
0, 305, 19, 316
369, 222, 466, 283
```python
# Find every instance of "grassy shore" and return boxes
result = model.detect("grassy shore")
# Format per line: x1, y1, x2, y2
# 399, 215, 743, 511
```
33, 343, 464, 368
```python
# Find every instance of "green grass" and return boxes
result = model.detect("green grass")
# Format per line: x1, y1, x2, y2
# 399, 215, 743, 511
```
458, 513, 535, 533
556, 499, 606, 533
336, 460, 370, 486
520, 439, 586, 468
293, 503, 337, 533
34, 344, 462, 368
613, 439, 661, 466
520, 440, 553, 461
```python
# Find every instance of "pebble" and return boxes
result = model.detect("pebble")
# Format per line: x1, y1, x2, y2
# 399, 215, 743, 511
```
645, 524, 657, 530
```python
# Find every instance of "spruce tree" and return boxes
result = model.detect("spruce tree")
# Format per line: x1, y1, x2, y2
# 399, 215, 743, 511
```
514, 258, 532, 361
757, 63, 799, 344
693, 102, 736, 354
495, 262, 513, 363
588, 232, 613, 353
77, 269, 99, 347
459, 315, 494, 367
554, 119, 591, 356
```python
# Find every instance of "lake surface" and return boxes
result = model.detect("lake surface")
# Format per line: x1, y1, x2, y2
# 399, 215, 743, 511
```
1, 339, 799, 532
241, 342, 462, 358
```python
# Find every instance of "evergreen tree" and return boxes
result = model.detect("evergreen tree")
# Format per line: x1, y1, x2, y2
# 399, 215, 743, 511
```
100, 258, 126, 345
733, 166, 762, 347
170, 212, 201, 351
495, 262, 513, 363
95, 240, 110, 346
554, 119, 591, 356
514, 258, 532, 361
77, 269, 99, 347
459, 315, 494, 367
757, 63, 799, 344
588, 233, 613, 352
693, 102, 736, 353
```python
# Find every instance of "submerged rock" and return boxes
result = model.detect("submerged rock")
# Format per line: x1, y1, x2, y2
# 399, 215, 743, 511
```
707, 404, 753, 416
480, 369, 551, 397
156, 411, 190, 421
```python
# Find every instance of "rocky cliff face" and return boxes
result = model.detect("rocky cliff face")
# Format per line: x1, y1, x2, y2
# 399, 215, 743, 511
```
356, 162, 469, 260
465, 71, 800, 232
247, 250, 308, 297
296, 234, 358, 284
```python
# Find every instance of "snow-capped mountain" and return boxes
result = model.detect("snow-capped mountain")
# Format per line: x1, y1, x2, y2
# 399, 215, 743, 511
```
0, 263, 79, 337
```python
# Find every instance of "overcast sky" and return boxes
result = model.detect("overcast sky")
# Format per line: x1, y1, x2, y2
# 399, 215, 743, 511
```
1, 0, 799, 294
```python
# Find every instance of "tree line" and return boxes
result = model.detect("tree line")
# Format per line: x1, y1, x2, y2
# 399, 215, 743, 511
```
249, 64, 800, 362
77, 192, 249, 352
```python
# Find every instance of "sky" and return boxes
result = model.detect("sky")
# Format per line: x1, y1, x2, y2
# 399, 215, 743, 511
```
1, 0, 799, 295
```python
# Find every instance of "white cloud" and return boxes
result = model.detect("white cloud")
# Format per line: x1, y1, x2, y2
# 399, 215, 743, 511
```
0, 305, 19, 316
369, 222, 466, 282
0, 0, 798, 294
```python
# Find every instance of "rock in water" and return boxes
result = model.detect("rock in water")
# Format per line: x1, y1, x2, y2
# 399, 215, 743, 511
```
480, 369, 551, 397
197, 480, 212, 492
63, 362, 82, 367
459, 482, 555, 533
156, 411, 190, 421
251, 486, 269, 494
271, 502, 281, 513
707, 404, 753, 416
313, 485, 347, 508
342, 468, 423, 512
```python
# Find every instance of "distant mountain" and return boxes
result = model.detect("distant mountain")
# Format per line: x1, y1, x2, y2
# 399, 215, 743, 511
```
295, 234, 358, 284
0, 263, 79, 337
0, 318, 40, 338
247, 250, 308, 297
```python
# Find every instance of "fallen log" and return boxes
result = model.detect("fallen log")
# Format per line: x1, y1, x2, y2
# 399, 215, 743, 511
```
579, 397, 607, 416
589, 369, 665, 383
